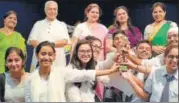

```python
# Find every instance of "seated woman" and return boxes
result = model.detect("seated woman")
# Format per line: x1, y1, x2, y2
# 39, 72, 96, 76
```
144, 2, 177, 56
121, 43, 178, 102
0, 47, 29, 102
25, 41, 120, 102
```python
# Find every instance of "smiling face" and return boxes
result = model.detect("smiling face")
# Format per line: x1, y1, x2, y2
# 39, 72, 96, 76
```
36, 45, 56, 68
116, 8, 129, 24
168, 32, 178, 44
164, 48, 178, 74
86, 7, 100, 23
5, 52, 23, 72
91, 40, 102, 61
136, 43, 152, 59
4, 13, 17, 29
77, 44, 92, 64
113, 34, 129, 50
152, 6, 166, 23
45, 2, 58, 21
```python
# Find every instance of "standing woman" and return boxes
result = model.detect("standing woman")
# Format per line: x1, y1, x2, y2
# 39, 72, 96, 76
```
0, 47, 29, 102
144, 2, 177, 56
72, 3, 108, 60
0, 11, 26, 73
106, 6, 143, 53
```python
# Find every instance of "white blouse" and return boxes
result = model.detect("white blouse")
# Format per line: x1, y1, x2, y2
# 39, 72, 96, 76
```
38, 79, 48, 102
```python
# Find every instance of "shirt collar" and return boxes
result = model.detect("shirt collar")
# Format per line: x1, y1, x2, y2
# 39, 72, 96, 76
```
45, 18, 57, 24
162, 65, 178, 80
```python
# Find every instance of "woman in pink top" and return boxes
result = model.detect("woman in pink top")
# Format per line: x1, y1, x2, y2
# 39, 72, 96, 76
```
71, 3, 108, 60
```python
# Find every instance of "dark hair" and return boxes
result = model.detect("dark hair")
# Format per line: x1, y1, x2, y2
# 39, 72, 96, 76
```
164, 43, 178, 57
3, 10, 17, 19
136, 40, 152, 49
84, 3, 102, 22
113, 6, 136, 36
85, 35, 102, 45
71, 39, 97, 89
152, 2, 166, 12
35, 41, 56, 68
71, 39, 96, 70
5, 47, 26, 72
36, 41, 56, 55
112, 30, 126, 41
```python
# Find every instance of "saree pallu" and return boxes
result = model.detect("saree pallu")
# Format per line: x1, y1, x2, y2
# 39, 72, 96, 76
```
150, 22, 171, 46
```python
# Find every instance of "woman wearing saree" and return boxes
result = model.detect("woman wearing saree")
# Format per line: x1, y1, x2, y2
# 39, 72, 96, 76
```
144, 2, 177, 56
0, 11, 26, 73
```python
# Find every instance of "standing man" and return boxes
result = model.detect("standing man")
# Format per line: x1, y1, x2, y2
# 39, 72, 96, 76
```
27, 0, 70, 72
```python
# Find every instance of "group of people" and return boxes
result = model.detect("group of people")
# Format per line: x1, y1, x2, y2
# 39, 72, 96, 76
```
0, 0, 178, 102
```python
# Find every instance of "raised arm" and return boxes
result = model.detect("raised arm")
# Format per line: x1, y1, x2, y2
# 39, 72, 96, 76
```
64, 63, 119, 83
121, 71, 149, 101
121, 59, 151, 75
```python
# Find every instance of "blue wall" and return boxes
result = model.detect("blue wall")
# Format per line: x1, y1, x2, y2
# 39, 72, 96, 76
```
0, 0, 178, 72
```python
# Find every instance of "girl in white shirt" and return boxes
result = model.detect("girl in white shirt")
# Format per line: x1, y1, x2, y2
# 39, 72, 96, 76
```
25, 41, 120, 102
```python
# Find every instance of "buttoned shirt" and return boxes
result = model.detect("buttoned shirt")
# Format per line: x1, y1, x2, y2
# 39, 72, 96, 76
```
144, 66, 178, 102
27, 18, 70, 71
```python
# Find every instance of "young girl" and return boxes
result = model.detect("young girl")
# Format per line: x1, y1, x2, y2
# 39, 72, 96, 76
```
0, 47, 28, 102
66, 39, 121, 102
25, 41, 119, 102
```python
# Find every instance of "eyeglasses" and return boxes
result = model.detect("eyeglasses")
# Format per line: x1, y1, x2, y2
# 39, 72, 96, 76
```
91, 45, 103, 50
138, 46, 151, 51
167, 55, 178, 60
168, 34, 178, 39
78, 50, 92, 54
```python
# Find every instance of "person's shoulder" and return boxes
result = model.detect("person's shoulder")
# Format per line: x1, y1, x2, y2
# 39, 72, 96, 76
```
131, 26, 140, 30
31, 19, 46, 27
76, 22, 85, 27
152, 65, 165, 75
145, 23, 153, 28
167, 20, 178, 27
56, 20, 67, 25
108, 25, 118, 34
0, 28, 4, 32
35, 19, 45, 23
98, 23, 107, 28
14, 31, 23, 37
27, 69, 39, 80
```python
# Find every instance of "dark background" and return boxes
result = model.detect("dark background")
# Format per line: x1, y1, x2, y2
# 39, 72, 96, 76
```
0, 0, 178, 72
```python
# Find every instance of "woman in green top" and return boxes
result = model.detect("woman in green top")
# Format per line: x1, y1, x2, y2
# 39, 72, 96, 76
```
0, 10, 26, 73
144, 2, 177, 56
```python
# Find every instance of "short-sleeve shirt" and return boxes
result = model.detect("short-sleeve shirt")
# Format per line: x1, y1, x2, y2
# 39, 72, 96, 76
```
144, 66, 178, 102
